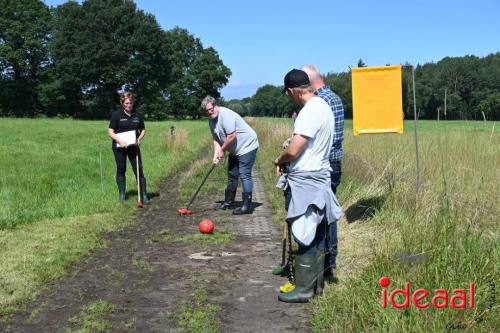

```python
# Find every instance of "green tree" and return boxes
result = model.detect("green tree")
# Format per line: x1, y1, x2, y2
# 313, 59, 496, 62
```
0, 0, 51, 116
324, 71, 352, 118
478, 92, 500, 120
225, 97, 253, 117
164, 27, 230, 119
250, 84, 298, 117
50, 0, 171, 119
436, 56, 481, 119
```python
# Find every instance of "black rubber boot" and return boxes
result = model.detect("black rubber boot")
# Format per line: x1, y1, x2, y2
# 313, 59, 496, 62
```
315, 252, 326, 295
233, 192, 253, 215
324, 247, 338, 284
140, 177, 150, 204
324, 267, 339, 284
116, 177, 126, 201
216, 189, 236, 210
278, 253, 318, 303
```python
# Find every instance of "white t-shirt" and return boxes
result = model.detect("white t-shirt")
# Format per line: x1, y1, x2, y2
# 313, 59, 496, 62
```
289, 96, 334, 172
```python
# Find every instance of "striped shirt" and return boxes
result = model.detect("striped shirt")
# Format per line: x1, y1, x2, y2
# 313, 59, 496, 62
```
316, 86, 344, 161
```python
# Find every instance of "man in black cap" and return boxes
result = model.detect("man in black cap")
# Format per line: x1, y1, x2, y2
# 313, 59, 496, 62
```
302, 64, 344, 285
274, 69, 342, 303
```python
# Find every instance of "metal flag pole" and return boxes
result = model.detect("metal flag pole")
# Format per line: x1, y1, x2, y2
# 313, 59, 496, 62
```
410, 65, 421, 196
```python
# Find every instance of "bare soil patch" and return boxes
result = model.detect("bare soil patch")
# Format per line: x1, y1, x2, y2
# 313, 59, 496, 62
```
1, 167, 308, 332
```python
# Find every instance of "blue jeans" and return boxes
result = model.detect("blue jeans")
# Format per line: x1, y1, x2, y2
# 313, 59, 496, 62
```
284, 188, 326, 255
330, 160, 342, 194
227, 148, 257, 193
296, 218, 326, 255
326, 160, 342, 270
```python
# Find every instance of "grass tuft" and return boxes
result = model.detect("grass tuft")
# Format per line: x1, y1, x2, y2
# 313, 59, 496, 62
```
65, 299, 115, 333
178, 287, 220, 333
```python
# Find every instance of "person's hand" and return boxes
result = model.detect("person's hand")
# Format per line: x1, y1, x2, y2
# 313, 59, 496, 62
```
275, 164, 282, 176
136, 138, 141, 146
213, 155, 223, 164
282, 137, 292, 149
274, 158, 286, 176
215, 147, 224, 160
118, 140, 128, 148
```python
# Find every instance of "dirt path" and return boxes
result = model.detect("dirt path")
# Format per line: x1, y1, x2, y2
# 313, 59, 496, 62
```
1, 167, 309, 332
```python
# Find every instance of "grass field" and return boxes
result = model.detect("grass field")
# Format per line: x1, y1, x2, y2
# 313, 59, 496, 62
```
1, 118, 498, 331
253, 119, 498, 332
0, 118, 211, 229
0, 118, 211, 314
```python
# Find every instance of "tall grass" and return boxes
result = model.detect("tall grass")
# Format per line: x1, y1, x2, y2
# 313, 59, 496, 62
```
0, 118, 210, 229
252, 119, 498, 332
0, 118, 211, 312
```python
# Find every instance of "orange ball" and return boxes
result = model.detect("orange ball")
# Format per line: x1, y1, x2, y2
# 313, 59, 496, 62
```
199, 219, 215, 234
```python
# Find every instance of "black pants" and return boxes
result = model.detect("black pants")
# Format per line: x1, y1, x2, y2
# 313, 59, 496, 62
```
112, 145, 144, 178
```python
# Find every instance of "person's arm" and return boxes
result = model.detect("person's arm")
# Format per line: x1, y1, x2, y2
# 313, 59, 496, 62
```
213, 140, 223, 164
213, 131, 236, 163
220, 131, 236, 152
108, 128, 128, 148
274, 134, 309, 175
137, 129, 145, 145
136, 114, 146, 145
216, 109, 237, 159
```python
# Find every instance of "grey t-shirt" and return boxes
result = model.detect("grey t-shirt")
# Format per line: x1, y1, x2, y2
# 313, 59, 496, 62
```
209, 107, 259, 156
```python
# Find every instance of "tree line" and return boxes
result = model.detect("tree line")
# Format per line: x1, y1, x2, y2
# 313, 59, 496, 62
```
226, 54, 500, 121
1, 1, 498, 121
0, 0, 230, 119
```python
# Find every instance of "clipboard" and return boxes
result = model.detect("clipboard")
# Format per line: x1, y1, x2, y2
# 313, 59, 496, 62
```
116, 130, 136, 147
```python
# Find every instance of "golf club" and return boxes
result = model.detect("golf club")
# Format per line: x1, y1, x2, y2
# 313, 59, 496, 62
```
177, 162, 217, 215
136, 145, 143, 208
272, 222, 288, 275
288, 221, 295, 283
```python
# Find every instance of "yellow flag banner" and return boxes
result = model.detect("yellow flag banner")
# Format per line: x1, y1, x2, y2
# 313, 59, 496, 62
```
352, 65, 404, 136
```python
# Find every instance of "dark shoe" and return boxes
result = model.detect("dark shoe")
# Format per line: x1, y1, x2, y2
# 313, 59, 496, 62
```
278, 253, 318, 303
233, 192, 252, 215
116, 176, 126, 201
139, 177, 150, 204
324, 268, 339, 284
216, 189, 236, 210
315, 252, 326, 295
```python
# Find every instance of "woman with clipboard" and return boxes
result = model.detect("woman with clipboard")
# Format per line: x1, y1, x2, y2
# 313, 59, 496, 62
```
108, 92, 150, 204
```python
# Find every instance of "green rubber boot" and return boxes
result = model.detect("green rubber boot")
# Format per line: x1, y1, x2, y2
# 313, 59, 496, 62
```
140, 177, 150, 204
278, 253, 318, 303
116, 177, 126, 201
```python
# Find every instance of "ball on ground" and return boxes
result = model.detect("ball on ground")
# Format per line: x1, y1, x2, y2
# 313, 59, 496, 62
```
199, 219, 215, 234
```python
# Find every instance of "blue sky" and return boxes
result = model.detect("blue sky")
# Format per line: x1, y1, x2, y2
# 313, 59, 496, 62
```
44, 0, 500, 100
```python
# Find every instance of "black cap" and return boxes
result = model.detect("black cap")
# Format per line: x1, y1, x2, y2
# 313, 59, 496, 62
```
282, 69, 310, 93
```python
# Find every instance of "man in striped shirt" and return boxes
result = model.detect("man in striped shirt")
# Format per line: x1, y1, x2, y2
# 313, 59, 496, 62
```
302, 64, 344, 284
